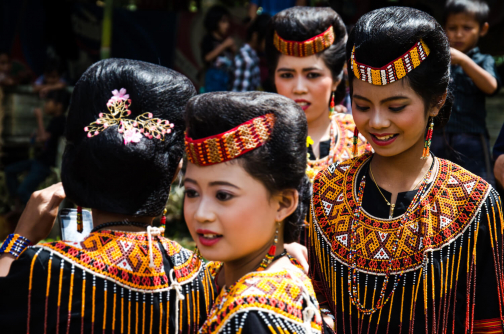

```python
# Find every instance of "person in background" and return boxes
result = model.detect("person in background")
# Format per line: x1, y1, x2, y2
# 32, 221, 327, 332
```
32, 58, 67, 98
0, 52, 15, 87
431, 0, 501, 186
4, 89, 70, 213
231, 14, 270, 92
201, 5, 235, 92
248, 0, 306, 21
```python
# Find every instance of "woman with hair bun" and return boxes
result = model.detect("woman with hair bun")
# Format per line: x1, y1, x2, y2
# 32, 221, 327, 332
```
183, 91, 332, 333
0, 59, 215, 333
308, 7, 504, 333
265, 6, 370, 182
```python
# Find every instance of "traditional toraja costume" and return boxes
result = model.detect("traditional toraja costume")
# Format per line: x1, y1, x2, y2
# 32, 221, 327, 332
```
272, 25, 370, 182
185, 114, 327, 333
307, 40, 504, 333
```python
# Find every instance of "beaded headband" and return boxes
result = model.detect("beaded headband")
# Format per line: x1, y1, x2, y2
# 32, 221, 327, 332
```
185, 114, 275, 166
350, 40, 430, 86
84, 88, 175, 145
273, 26, 335, 57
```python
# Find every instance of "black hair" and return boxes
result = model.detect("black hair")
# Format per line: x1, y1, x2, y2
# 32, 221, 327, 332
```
265, 6, 347, 96
46, 89, 71, 112
62, 58, 196, 216
444, 0, 489, 26
185, 92, 310, 244
347, 7, 452, 129
44, 58, 63, 75
246, 14, 271, 43
204, 5, 230, 33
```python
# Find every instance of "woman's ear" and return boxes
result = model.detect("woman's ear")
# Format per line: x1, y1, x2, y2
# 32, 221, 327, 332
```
331, 78, 341, 92
274, 189, 299, 223
171, 159, 183, 183
430, 91, 448, 117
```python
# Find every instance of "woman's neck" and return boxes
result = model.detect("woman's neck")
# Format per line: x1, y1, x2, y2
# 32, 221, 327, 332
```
307, 110, 332, 159
370, 137, 434, 201
91, 209, 154, 232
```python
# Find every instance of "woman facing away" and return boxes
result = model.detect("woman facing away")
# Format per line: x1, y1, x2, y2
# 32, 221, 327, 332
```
307, 7, 504, 333
0, 59, 215, 333
264, 6, 370, 182
183, 91, 332, 333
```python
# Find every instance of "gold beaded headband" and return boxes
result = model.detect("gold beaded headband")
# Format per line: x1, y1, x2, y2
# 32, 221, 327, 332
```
273, 26, 335, 57
84, 88, 174, 145
350, 40, 430, 86
185, 114, 275, 166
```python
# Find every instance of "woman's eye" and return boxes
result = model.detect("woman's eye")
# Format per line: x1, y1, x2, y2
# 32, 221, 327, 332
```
216, 191, 233, 201
389, 105, 406, 112
279, 73, 293, 79
307, 72, 321, 79
355, 104, 369, 111
185, 189, 199, 198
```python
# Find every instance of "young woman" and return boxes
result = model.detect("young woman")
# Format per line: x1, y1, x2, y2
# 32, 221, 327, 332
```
265, 7, 370, 181
0, 59, 215, 333
307, 7, 504, 333
183, 91, 330, 333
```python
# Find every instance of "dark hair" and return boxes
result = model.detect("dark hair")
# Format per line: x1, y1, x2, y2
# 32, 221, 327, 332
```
246, 14, 271, 43
265, 7, 347, 89
185, 92, 310, 243
444, 0, 489, 26
62, 58, 196, 216
46, 89, 71, 112
204, 5, 230, 32
44, 58, 63, 75
347, 7, 452, 129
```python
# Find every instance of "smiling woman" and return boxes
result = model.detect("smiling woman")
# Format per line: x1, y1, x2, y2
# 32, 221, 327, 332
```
183, 91, 333, 334
307, 6, 504, 334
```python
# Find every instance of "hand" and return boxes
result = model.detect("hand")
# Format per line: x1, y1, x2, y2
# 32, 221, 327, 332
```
39, 86, 50, 98
450, 47, 467, 66
33, 107, 43, 119
494, 154, 504, 188
322, 315, 335, 331
14, 183, 66, 244
333, 104, 347, 114
284, 242, 309, 274
223, 37, 235, 49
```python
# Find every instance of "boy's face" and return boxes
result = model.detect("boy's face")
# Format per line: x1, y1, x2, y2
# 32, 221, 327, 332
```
218, 16, 230, 36
45, 70, 61, 85
445, 13, 488, 53
0, 53, 11, 73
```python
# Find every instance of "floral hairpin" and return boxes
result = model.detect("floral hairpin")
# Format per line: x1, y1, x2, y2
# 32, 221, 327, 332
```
84, 88, 174, 145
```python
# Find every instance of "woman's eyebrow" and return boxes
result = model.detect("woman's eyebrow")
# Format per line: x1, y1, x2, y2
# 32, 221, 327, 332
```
209, 181, 240, 189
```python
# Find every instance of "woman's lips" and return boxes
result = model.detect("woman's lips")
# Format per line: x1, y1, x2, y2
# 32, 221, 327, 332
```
370, 133, 399, 146
196, 229, 223, 247
294, 99, 311, 111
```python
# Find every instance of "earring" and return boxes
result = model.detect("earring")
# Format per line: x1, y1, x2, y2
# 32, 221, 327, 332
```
329, 91, 335, 119
353, 127, 359, 156
421, 117, 434, 159
160, 208, 167, 227
257, 223, 279, 271
77, 206, 83, 233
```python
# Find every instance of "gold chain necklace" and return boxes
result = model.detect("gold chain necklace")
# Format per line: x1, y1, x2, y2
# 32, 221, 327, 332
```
368, 162, 429, 219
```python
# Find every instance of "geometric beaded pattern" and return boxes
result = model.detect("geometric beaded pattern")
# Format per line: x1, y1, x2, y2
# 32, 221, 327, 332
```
0, 233, 31, 259
273, 26, 335, 58
311, 153, 490, 275
185, 114, 275, 166
38, 230, 203, 291
200, 268, 322, 333
351, 40, 430, 86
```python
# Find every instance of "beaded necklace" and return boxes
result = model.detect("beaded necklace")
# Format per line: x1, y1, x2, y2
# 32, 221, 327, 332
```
91, 221, 148, 233
347, 157, 435, 315
306, 118, 337, 180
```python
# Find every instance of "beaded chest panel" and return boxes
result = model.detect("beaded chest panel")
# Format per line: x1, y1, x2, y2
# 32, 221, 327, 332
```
40, 231, 202, 291
312, 153, 490, 275
200, 269, 322, 333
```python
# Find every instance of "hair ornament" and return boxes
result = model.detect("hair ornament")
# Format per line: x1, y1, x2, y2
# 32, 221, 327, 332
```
185, 114, 275, 166
273, 26, 335, 57
84, 88, 175, 145
351, 40, 430, 86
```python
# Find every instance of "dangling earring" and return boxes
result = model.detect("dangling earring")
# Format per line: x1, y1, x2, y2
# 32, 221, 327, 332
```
421, 117, 434, 159
77, 206, 83, 233
353, 127, 359, 156
257, 223, 279, 271
160, 208, 167, 227
329, 91, 335, 119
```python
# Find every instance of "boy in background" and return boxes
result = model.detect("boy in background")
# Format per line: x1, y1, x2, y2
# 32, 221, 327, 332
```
33, 59, 67, 98
232, 14, 270, 92
431, 0, 501, 185
4, 89, 70, 213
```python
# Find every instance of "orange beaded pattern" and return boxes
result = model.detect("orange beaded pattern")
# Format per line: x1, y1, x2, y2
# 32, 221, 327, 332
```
273, 26, 335, 57
351, 40, 430, 86
185, 114, 275, 166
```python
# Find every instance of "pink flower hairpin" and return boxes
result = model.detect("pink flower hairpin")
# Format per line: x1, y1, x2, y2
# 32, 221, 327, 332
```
84, 88, 175, 145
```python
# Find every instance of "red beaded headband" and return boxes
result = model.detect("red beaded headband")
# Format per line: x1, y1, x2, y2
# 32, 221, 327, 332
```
350, 40, 430, 86
185, 114, 275, 166
273, 26, 335, 57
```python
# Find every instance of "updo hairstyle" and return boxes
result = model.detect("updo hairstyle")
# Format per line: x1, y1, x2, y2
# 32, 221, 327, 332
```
185, 92, 310, 243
